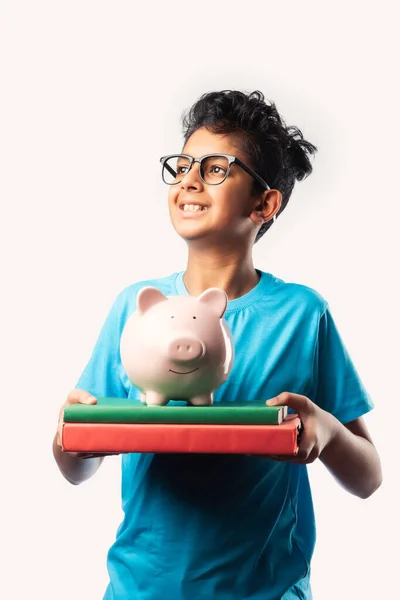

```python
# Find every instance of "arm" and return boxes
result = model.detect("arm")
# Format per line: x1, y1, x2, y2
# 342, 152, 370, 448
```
53, 291, 129, 484
319, 416, 382, 499
266, 393, 382, 499
53, 433, 105, 486
53, 389, 110, 486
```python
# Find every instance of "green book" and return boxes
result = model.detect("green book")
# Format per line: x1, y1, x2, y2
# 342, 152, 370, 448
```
63, 397, 288, 425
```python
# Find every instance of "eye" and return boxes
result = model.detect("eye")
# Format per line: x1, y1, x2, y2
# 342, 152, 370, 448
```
208, 164, 227, 176
171, 316, 175, 319
193, 316, 196, 319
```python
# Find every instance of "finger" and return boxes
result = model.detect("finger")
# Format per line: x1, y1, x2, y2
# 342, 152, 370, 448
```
72, 452, 120, 459
294, 426, 316, 462
251, 452, 300, 461
57, 390, 97, 447
56, 422, 62, 447
56, 426, 62, 448
73, 453, 98, 459
266, 392, 311, 414
66, 388, 97, 405
303, 446, 320, 464
263, 454, 286, 461
59, 390, 97, 426
267, 453, 301, 462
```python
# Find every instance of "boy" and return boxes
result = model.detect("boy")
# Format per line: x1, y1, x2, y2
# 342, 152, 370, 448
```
53, 90, 382, 600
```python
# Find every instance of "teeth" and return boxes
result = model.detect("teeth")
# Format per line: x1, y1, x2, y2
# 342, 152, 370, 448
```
182, 204, 207, 212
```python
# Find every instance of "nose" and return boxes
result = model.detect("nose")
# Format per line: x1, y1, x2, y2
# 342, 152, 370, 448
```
167, 337, 205, 363
180, 161, 203, 190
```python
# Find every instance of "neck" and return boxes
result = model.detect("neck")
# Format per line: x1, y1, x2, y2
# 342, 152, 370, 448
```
183, 243, 259, 300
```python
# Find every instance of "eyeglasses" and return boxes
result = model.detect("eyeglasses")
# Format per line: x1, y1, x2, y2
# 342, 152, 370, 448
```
159, 153, 270, 190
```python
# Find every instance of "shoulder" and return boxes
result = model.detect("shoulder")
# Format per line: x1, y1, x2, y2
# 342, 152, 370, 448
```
266, 272, 328, 317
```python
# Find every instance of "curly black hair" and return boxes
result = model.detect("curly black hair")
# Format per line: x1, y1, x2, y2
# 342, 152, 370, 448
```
181, 90, 317, 242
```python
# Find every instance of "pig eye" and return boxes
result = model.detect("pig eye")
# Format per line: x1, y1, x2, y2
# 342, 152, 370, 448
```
171, 316, 174, 319
193, 316, 196, 319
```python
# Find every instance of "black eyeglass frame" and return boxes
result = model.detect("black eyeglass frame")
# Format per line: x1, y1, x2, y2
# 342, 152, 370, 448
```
160, 153, 271, 190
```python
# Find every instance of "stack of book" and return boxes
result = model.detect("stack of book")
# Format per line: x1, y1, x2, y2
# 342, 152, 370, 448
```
62, 398, 302, 455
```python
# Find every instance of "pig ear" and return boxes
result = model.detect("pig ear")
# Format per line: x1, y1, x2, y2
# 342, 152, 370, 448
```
197, 288, 228, 318
137, 287, 168, 315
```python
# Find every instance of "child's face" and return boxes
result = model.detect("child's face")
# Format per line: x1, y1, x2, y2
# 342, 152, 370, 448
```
167, 127, 263, 245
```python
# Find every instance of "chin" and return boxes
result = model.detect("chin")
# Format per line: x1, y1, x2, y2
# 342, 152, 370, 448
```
180, 232, 207, 243
172, 223, 209, 242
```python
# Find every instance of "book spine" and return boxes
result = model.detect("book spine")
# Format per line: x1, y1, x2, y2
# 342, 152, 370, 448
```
62, 418, 300, 455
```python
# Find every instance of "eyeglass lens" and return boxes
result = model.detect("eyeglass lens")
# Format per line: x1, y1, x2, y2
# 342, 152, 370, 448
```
162, 155, 230, 185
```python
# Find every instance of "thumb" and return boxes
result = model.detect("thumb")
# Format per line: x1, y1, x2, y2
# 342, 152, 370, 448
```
266, 392, 310, 414
266, 392, 290, 406
80, 394, 97, 404
67, 389, 97, 405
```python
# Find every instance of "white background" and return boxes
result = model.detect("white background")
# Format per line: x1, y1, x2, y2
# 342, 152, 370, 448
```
1, 1, 398, 598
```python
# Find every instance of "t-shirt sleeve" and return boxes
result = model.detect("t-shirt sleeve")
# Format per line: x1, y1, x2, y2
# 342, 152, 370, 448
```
75, 293, 128, 399
312, 304, 374, 423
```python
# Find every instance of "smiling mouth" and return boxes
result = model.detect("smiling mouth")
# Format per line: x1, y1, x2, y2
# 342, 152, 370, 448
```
179, 203, 209, 212
169, 368, 199, 375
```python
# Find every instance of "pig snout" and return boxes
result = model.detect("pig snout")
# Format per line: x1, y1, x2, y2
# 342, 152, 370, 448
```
167, 337, 205, 363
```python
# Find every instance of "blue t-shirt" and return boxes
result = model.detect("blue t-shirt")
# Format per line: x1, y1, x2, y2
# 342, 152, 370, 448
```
76, 270, 373, 600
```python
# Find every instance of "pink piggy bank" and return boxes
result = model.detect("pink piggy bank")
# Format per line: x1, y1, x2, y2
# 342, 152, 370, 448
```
120, 286, 234, 406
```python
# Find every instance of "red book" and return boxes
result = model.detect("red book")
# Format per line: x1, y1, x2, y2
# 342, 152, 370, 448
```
62, 415, 301, 455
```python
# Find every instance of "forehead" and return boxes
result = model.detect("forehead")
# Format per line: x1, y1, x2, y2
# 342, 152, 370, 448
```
182, 127, 246, 160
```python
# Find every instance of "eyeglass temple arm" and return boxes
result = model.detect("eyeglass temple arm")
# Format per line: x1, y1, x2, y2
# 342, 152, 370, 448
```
162, 155, 195, 178
164, 161, 177, 178
234, 158, 270, 190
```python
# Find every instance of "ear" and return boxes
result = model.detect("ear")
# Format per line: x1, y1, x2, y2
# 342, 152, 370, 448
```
137, 287, 168, 315
250, 189, 282, 224
197, 288, 228, 318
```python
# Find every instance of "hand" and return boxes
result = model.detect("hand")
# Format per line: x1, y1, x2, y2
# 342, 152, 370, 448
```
56, 388, 120, 459
265, 392, 339, 464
